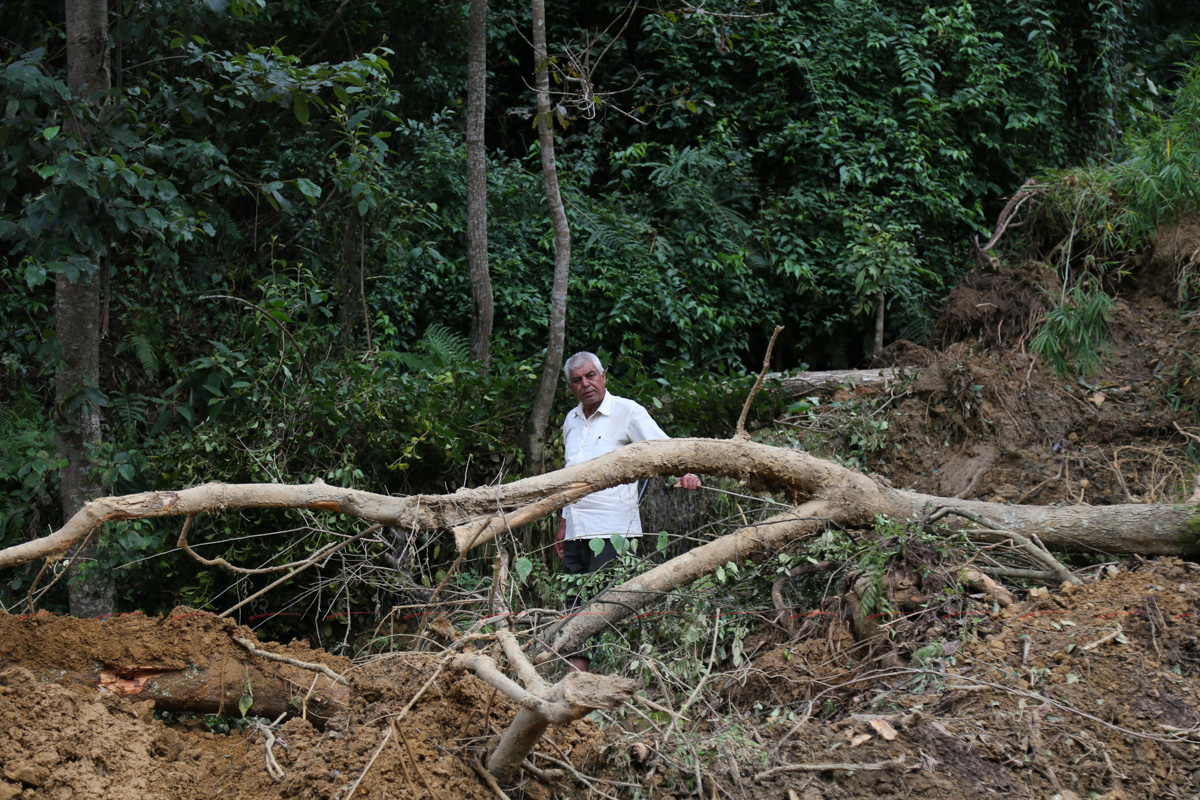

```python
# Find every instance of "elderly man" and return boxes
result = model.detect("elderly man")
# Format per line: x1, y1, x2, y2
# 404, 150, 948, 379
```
554, 351, 700, 672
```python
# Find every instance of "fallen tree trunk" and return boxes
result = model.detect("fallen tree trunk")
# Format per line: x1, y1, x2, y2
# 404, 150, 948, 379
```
3, 436, 1196, 783
775, 367, 902, 395
3, 438, 1197, 674
0, 610, 349, 726
93, 656, 346, 724
524, 441, 1200, 661
3, 439, 1197, 572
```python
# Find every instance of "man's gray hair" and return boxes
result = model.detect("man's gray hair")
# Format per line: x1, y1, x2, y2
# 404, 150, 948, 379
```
563, 351, 604, 379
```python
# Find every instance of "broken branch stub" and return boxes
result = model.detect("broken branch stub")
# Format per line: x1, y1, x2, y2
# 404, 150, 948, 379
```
454, 653, 638, 785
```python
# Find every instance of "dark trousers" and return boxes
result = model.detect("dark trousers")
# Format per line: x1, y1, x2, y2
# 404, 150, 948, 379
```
560, 537, 623, 662
562, 537, 620, 576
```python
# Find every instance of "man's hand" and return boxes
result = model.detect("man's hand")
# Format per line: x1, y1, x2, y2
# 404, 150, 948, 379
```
675, 473, 701, 490
555, 518, 567, 560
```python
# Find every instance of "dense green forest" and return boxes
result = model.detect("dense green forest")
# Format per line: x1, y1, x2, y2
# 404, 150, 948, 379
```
1, 0, 1198, 617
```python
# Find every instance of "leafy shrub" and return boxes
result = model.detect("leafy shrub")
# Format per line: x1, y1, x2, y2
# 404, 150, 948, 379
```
1031, 277, 1114, 378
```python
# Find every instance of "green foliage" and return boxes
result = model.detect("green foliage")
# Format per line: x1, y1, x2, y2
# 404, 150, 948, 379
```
1, 0, 1195, 619
154, 710, 252, 735
600, 0, 1183, 364
1030, 277, 1114, 378
1031, 53, 1200, 297
1105, 55, 1200, 247
394, 324, 470, 374
856, 556, 887, 630
910, 642, 944, 668
775, 388, 894, 471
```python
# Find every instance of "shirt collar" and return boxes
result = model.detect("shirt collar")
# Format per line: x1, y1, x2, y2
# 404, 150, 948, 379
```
572, 390, 614, 420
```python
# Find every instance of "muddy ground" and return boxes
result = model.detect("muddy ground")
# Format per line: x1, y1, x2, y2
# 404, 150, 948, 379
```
4, 222, 1200, 799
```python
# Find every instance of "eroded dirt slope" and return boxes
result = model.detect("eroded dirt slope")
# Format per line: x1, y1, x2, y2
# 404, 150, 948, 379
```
0, 610, 606, 800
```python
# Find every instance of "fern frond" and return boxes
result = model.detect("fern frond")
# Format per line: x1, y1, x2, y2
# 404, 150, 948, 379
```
857, 559, 886, 628
131, 333, 159, 381
421, 323, 469, 368
110, 383, 149, 437
207, 205, 246, 249
394, 351, 438, 373
0, 493, 29, 542
911, 642, 943, 668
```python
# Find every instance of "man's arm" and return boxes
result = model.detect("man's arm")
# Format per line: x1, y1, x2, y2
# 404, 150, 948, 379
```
627, 403, 701, 490
555, 517, 566, 559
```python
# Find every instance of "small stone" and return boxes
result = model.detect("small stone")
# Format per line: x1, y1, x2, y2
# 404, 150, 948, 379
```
4, 762, 49, 787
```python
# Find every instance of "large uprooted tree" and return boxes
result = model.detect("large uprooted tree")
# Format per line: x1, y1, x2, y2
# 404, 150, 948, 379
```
2, 434, 1197, 781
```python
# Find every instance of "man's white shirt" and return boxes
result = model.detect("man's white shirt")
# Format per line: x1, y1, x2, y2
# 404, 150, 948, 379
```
562, 392, 668, 540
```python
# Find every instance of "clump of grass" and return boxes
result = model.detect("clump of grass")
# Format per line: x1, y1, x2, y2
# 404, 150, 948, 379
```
1031, 277, 1114, 379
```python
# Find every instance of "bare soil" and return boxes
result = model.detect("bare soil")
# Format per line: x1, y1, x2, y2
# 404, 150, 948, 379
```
0, 611, 606, 800
4, 221, 1200, 799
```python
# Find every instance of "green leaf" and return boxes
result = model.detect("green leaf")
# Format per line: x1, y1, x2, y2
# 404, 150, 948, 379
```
23, 262, 48, 288
42, 125, 61, 141
238, 686, 253, 718
656, 531, 669, 551
294, 95, 310, 124
296, 177, 321, 200
589, 538, 605, 557
611, 534, 628, 556
514, 557, 533, 584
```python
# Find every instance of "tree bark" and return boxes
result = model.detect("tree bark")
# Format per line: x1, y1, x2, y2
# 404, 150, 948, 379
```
466, 0, 493, 366
4, 439, 1198, 573
4, 438, 1200, 687
66, 0, 110, 94
91, 658, 347, 725
521, 0, 572, 468
60, 0, 113, 618
873, 289, 885, 356
776, 367, 901, 395
56, 273, 111, 618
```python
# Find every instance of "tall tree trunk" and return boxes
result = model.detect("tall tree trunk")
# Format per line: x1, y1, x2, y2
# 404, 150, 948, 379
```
466, 0, 493, 366
522, 0, 571, 468
61, 0, 114, 617
339, 207, 362, 350
873, 289, 885, 357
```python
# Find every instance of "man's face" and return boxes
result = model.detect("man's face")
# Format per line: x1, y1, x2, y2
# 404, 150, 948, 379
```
568, 363, 607, 414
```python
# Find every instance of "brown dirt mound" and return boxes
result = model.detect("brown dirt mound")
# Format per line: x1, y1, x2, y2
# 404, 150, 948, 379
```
871, 338, 939, 368
872, 245, 1200, 504
0, 611, 610, 800
932, 262, 1050, 349
649, 558, 1200, 800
